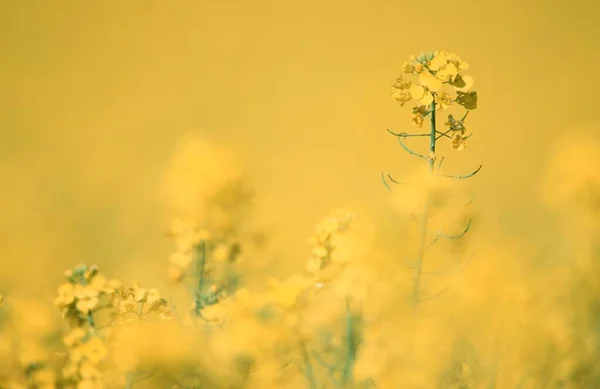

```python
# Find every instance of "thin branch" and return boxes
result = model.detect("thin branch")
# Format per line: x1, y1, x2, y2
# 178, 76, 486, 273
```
386, 128, 430, 137
442, 164, 482, 180
387, 174, 403, 185
299, 340, 319, 389
435, 129, 453, 140
397, 137, 428, 161
381, 173, 404, 192
381, 173, 393, 192
427, 218, 473, 250
418, 285, 449, 302
311, 350, 341, 387
437, 156, 445, 170
464, 193, 476, 207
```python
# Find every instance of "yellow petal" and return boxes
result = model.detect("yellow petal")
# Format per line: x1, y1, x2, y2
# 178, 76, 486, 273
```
418, 72, 442, 92
454, 74, 474, 92
428, 50, 448, 71
409, 85, 426, 100
436, 63, 458, 82
419, 91, 434, 106
411, 113, 424, 128
402, 60, 414, 73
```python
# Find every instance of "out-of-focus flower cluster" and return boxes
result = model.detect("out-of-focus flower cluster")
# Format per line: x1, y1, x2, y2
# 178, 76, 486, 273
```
391, 50, 477, 151
0, 293, 62, 389
22, 264, 174, 389
54, 264, 121, 326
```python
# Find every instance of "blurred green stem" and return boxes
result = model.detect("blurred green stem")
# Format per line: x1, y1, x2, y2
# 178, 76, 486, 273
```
412, 95, 437, 306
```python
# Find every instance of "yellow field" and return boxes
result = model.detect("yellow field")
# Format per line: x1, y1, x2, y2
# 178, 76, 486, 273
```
1, 1, 599, 388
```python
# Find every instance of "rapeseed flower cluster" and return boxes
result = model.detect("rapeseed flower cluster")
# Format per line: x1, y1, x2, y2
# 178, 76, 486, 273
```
392, 50, 478, 151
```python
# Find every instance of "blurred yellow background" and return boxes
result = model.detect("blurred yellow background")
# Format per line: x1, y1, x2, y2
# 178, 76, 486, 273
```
1, 0, 598, 296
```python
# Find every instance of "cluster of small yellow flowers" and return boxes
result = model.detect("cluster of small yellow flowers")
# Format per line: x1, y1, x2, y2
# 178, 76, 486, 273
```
167, 219, 211, 282
392, 50, 477, 151
51, 265, 121, 388
51, 264, 175, 388
0, 294, 63, 389
108, 282, 173, 326
167, 218, 244, 321
54, 264, 122, 328
60, 327, 107, 389
305, 209, 356, 286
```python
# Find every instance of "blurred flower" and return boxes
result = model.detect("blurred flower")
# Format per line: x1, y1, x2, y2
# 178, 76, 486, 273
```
411, 105, 428, 128
74, 285, 99, 314
63, 328, 87, 347
79, 336, 107, 365
391, 75, 413, 106
54, 283, 76, 308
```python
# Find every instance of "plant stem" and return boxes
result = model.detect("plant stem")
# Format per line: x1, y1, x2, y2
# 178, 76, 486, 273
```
125, 371, 135, 389
341, 297, 357, 386
299, 340, 318, 389
412, 96, 437, 306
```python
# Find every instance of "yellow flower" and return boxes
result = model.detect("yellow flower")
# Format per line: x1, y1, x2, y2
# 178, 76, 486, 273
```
451, 132, 467, 151
146, 288, 161, 305
402, 60, 415, 73
212, 243, 230, 261
169, 251, 194, 269
391, 75, 412, 106
267, 274, 313, 308
117, 294, 136, 314
79, 360, 102, 379
446, 51, 470, 70
201, 303, 228, 323
452, 73, 474, 92
314, 216, 340, 240
62, 363, 78, 379
80, 336, 107, 364
88, 275, 109, 294
107, 279, 123, 292
74, 285, 99, 314
312, 245, 328, 259
63, 327, 87, 347
31, 368, 56, 386
54, 283, 76, 308
426, 50, 460, 83
306, 256, 322, 274
175, 229, 209, 252
83, 265, 100, 282
411, 105, 428, 128
437, 90, 453, 110
168, 265, 184, 282
409, 71, 442, 107
77, 379, 104, 389
69, 345, 84, 364
427, 50, 448, 71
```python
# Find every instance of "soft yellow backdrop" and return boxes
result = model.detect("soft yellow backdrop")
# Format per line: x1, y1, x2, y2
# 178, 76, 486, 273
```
0, 0, 598, 294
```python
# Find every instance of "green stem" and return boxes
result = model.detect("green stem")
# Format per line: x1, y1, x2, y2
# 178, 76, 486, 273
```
125, 371, 135, 389
299, 340, 318, 389
412, 95, 437, 306
341, 297, 357, 386
197, 241, 207, 292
